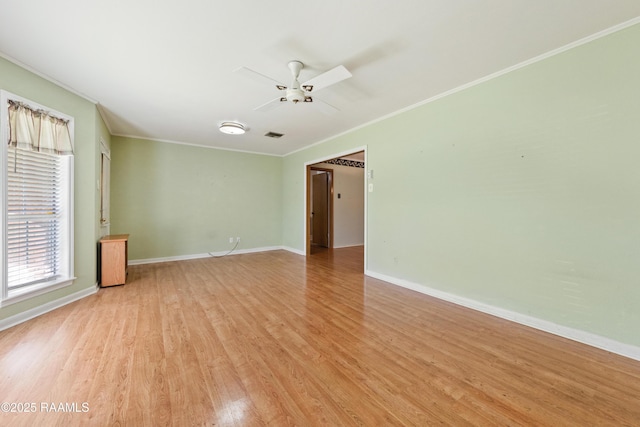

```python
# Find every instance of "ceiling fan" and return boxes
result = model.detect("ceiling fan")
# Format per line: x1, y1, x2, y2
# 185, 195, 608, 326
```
237, 60, 352, 114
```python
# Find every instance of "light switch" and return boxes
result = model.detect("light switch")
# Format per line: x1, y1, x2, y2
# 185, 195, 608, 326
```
368, 183, 374, 192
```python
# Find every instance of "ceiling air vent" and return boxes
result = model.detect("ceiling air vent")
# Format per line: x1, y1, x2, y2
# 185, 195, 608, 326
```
264, 132, 284, 139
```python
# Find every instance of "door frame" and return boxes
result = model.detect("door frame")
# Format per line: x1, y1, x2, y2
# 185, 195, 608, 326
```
304, 146, 368, 271
308, 166, 334, 250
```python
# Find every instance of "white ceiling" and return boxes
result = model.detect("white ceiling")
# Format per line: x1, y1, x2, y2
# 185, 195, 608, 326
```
1, 1, 639, 156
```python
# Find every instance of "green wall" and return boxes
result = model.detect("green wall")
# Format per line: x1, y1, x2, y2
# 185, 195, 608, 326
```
282, 24, 640, 347
0, 56, 103, 321
110, 136, 282, 260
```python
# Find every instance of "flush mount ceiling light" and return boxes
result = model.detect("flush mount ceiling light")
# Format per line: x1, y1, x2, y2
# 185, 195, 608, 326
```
219, 122, 246, 135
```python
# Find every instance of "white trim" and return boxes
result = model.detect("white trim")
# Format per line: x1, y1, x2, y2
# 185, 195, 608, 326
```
1, 277, 76, 307
99, 137, 110, 158
99, 138, 111, 234
365, 269, 640, 362
282, 246, 306, 256
363, 148, 368, 273
129, 246, 287, 265
95, 104, 114, 135
0, 284, 98, 332
112, 133, 283, 157
333, 243, 365, 249
0, 92, 8, 301
304, 146, 369, 168
0, 52, 98, 105
283, 16, 640, 158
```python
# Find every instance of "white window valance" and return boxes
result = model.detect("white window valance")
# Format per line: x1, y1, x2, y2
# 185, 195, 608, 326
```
8, 100, 73, 155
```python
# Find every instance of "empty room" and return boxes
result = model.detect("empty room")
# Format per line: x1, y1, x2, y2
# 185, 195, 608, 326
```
1, 1, 640, 426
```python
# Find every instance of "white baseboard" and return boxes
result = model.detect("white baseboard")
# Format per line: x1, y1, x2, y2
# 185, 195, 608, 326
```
129, 246, 289, 265
365, 270, 640, 362
0, 283, 99, 332
333, 243, 365, 249
282, 246, 306, 256
281, 244, 364, 254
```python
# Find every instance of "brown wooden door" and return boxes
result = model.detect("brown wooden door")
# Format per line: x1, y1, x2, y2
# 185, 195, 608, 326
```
312, 172, 329, 247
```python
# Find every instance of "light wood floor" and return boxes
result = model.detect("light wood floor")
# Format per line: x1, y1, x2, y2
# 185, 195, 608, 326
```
1, 246, 639, 426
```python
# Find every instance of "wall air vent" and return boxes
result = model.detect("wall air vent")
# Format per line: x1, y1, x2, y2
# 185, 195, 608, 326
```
264, 132, 284, 139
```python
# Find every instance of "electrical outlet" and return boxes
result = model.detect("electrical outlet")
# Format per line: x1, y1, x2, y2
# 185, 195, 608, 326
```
229, 237, 233, 243
236, 237, 241, 242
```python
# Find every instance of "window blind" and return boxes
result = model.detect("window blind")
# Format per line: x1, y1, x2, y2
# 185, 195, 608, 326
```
6, 147, 62, 289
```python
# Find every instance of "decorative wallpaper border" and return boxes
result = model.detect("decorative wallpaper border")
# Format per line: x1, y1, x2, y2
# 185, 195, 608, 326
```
324, 158, 365, 168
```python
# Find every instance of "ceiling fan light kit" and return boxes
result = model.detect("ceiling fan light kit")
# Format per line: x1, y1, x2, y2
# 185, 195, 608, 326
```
219, 121, 246, 135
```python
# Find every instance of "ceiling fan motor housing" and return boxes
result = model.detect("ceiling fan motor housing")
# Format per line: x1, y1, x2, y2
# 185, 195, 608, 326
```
286, 61, 306, 103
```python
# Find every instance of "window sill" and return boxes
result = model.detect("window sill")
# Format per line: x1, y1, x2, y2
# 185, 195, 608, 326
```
1, 277, 77, 307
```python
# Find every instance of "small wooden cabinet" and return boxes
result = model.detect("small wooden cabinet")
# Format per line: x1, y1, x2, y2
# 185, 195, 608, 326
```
100, 234, 129, 287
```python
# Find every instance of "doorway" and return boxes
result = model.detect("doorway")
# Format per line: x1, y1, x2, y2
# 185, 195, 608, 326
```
305, 149, 366, 262
308, 167, 334, 251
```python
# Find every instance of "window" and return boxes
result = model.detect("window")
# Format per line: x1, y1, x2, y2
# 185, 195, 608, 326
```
1, 91, 74, 305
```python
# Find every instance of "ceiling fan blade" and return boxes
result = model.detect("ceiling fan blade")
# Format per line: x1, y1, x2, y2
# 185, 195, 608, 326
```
301, 65, 352, 92
234, 66, 286, 89
254, 97, 285, 112
310, 98, 340, 115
